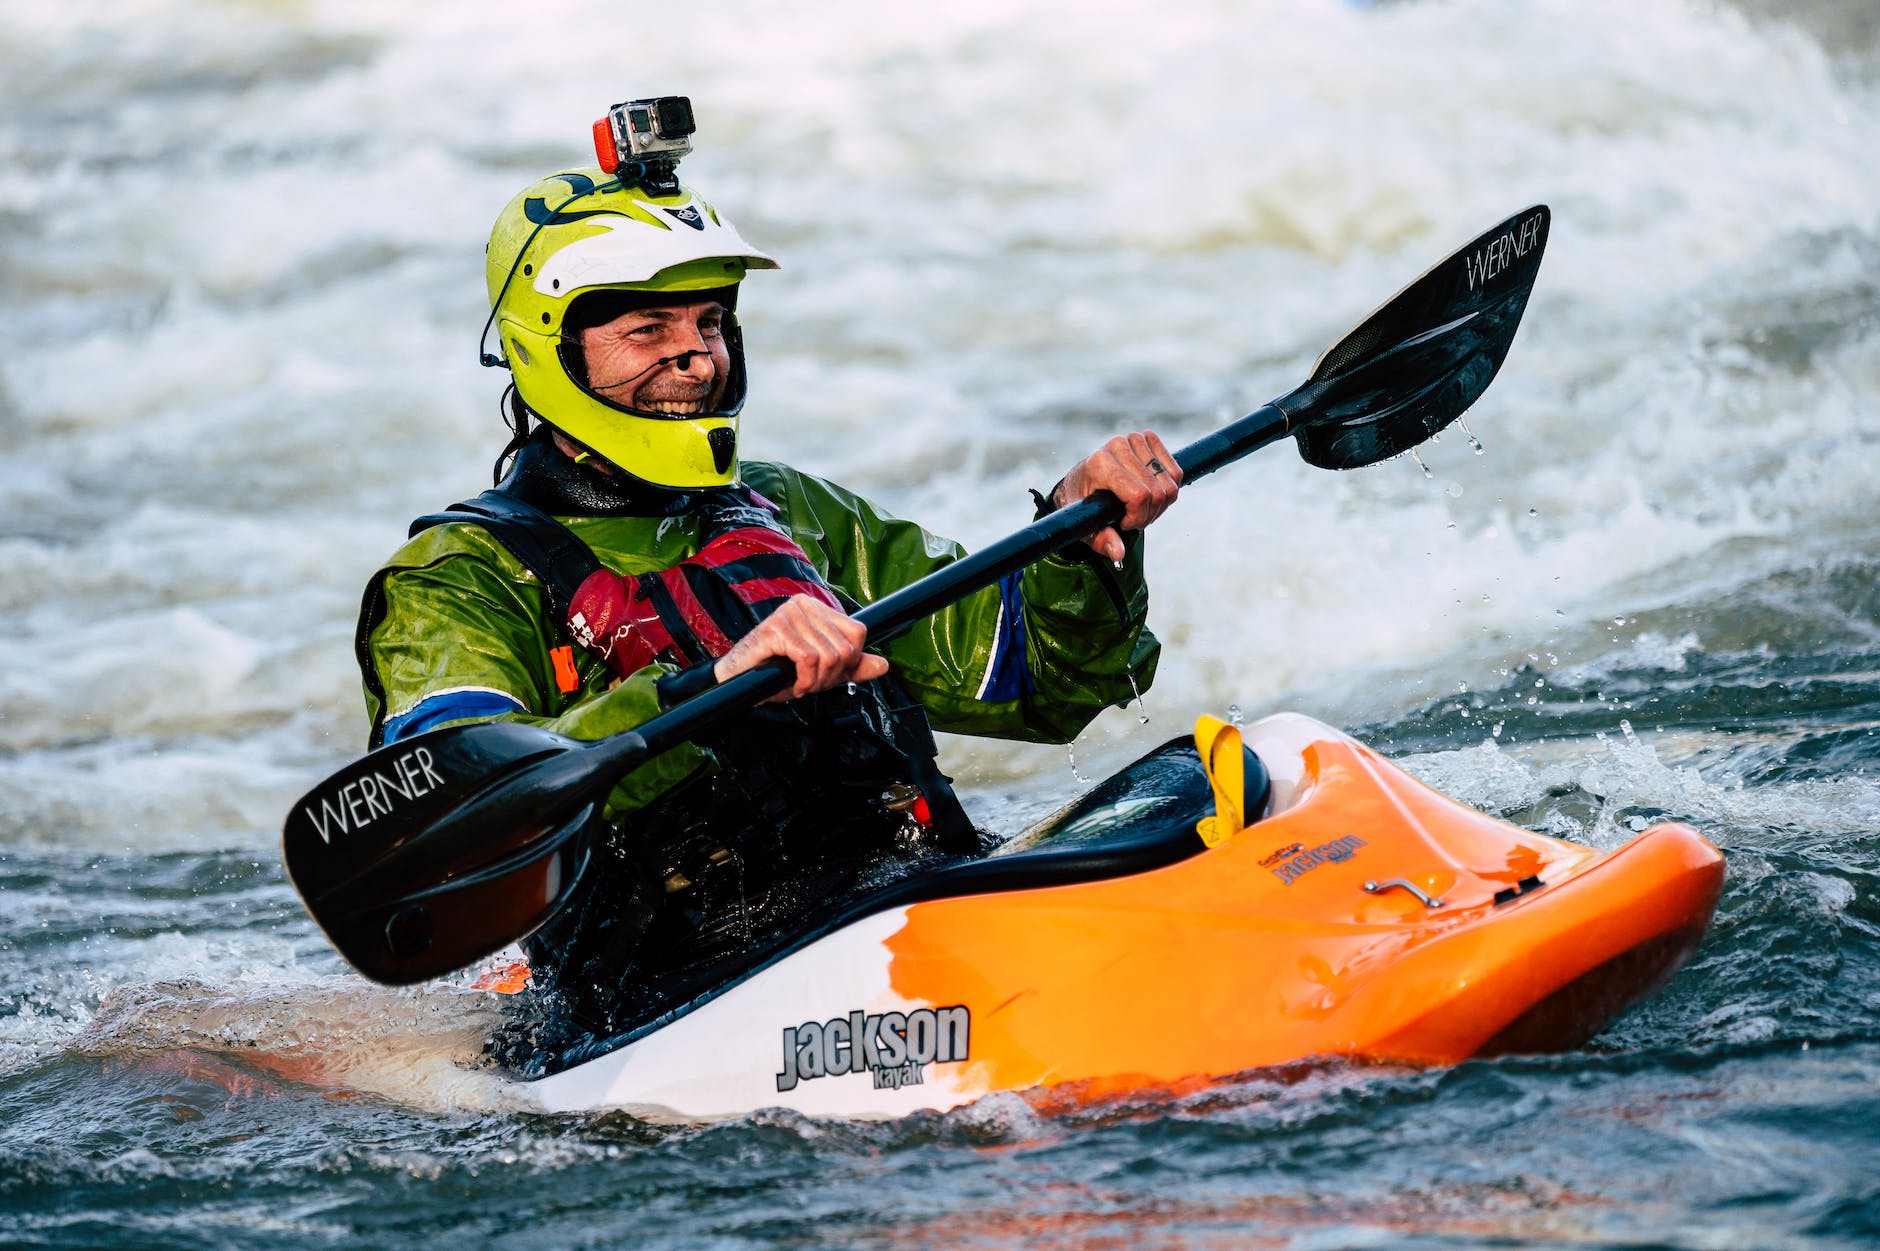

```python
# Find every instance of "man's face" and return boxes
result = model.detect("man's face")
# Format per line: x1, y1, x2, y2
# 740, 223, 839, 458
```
580, 298, 732, 415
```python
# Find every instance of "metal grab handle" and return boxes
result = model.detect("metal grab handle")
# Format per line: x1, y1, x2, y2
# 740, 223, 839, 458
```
1363, 878, 1445, 908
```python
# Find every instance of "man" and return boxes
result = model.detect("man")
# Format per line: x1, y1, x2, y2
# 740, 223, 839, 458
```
356, 164, 1181, 1039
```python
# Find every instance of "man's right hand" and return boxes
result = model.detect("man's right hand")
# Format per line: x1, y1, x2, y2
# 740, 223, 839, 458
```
712, 594, 888, 700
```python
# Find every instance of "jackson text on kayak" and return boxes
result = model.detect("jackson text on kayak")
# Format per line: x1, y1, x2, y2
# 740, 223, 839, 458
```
777, 1006, 970, 1092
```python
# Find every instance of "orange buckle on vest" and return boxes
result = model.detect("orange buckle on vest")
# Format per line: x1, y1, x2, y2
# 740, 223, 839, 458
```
551, 645, 580, 694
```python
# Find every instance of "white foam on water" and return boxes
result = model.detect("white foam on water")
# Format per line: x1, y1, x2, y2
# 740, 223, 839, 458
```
68, 974, 522, 1113
1395, 737, 1550, 816
1397, 722, 1880, 853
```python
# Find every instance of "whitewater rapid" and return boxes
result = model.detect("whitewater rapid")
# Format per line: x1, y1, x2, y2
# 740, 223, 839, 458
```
2, 6, 1878, 1244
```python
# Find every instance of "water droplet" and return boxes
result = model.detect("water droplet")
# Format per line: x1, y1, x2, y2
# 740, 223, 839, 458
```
1067, 742, 1092, 784
1410, 449, 1433, 479
1226, 703, 1243, 726
1126, 670, 1150, 725
1459, 418, 1484, 455
1527, 508, 1538, 517
1492, 721, 1505, 738
1534, 678, 1544, 688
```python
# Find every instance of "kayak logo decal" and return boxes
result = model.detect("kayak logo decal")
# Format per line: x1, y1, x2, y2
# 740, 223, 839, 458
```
1463, 210, 1545, 292
1271, 834, 1367, 885
775, 1006, 970, 1093
662, 204, 705, 230
300, 747, 447, 844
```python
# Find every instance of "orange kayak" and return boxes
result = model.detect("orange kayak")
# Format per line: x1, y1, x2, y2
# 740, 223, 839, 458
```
502, 712, 1724, 1119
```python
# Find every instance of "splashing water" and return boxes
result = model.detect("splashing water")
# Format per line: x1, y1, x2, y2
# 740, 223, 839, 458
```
1066, 740, 1094, 785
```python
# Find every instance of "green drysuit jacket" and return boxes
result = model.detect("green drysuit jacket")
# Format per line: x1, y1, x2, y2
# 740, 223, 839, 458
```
359, 460, 1159, 820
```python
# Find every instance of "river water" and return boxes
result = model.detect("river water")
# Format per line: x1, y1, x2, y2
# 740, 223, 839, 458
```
3, 0, 1877, 1246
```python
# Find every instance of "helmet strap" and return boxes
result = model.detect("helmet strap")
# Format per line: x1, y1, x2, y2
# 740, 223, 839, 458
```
491, 385, 535, 486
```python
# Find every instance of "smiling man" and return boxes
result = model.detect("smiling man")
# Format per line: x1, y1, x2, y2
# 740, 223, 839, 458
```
578, 298, 732, 416
353, 152, 1182, 1038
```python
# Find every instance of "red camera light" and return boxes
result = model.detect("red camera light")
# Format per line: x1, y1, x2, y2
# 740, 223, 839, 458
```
592, 118, 619, 173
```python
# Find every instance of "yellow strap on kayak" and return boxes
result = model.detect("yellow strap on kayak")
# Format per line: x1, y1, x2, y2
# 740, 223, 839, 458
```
1193, 714, 1244, 848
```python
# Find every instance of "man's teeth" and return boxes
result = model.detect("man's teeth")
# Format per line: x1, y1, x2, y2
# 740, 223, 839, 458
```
645, 399, 706, 414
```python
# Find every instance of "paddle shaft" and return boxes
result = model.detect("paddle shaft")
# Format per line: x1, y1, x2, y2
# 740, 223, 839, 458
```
599, 403, 1294, 776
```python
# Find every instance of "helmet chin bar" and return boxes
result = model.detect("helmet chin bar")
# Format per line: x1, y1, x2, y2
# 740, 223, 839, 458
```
534, 420, 736, 497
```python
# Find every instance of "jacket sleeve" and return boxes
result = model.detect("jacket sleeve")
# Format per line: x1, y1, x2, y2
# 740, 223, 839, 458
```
743, 463, 1159, 744
358, 526, 708, 819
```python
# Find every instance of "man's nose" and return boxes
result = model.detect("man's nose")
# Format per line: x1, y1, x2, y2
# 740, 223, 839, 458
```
670, 326, 712, 371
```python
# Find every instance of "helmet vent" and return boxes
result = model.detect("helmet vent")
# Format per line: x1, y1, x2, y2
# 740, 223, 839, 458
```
708, 427, 736, 474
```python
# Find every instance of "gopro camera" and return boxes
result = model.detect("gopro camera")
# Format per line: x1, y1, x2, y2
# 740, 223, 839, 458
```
594, 96, 695, 194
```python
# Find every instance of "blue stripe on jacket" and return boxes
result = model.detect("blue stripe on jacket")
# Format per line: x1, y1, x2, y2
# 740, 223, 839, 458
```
383, 689, 527, 743
978, 570, 1033, 702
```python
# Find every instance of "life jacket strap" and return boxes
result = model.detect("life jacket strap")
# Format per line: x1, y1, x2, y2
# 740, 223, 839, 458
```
409, 490, 602, 624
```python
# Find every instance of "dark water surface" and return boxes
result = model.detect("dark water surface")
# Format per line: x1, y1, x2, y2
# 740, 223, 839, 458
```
6, 596, 1878, 1248
4, 0, 1879, 1245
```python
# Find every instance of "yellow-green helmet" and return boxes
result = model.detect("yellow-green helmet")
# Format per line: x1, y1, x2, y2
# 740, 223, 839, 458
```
485, 167, 778, 490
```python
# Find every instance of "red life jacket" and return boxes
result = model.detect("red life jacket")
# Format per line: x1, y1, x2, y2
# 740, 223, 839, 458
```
562, 491, 841, 676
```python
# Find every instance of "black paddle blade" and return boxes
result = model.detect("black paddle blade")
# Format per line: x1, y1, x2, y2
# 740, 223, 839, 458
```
283, 721, 605, 984
1283, 205, 1549, 469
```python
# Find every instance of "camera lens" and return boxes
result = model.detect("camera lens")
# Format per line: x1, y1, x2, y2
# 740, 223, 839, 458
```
653, 96, 695, 138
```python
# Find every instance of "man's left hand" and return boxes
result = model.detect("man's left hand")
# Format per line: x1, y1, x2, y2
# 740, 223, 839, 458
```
1053, 430, 1183, 565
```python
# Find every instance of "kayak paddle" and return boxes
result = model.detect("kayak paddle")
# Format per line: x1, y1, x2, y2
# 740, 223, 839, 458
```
284, 204, 1550, 984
